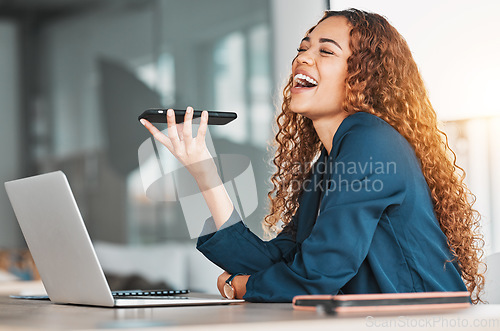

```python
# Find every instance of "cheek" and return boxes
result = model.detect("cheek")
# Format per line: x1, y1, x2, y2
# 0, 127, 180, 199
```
320, 77, 346, 98
330, 68, 348, 93
319, 62, 347, 86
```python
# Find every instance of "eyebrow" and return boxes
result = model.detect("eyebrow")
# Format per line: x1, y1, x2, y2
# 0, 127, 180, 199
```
301, 36, 343, 51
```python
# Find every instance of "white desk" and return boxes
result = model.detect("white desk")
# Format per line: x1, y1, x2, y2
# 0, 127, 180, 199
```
0, 282, 499, 330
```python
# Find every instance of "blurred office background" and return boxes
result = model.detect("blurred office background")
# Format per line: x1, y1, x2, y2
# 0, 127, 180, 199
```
0, 0, 498, 293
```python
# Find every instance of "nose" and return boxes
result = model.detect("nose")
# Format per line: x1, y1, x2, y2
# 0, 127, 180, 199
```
294, 49, 314, 66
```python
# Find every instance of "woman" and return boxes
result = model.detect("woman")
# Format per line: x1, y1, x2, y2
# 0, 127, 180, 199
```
141, 9, 484, 303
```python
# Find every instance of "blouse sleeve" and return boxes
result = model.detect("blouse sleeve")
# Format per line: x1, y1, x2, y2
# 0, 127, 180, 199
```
196, 208, 298, 274
243, 122, 408, 302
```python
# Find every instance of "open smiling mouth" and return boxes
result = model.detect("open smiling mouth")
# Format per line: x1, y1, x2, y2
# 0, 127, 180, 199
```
293, 73, 318, 88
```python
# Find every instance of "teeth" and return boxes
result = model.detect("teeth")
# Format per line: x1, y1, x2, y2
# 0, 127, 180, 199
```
294, 73, 318, 86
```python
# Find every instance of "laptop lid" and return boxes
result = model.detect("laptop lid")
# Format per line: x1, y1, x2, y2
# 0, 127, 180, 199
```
5, 171, 115, 307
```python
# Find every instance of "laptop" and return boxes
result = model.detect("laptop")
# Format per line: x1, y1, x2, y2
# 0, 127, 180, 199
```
4, 171, 244, 307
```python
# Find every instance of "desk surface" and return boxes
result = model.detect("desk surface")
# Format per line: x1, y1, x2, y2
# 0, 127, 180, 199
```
0, 283, 499, 330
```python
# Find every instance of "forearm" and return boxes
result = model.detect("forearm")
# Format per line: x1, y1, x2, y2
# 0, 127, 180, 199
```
197, 176, 234, 230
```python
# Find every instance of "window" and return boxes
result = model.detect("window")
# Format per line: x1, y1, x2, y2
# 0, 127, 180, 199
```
212, 23, 273, 147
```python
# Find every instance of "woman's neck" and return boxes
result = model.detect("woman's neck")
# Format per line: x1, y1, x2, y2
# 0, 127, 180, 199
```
312, 112, 350, 155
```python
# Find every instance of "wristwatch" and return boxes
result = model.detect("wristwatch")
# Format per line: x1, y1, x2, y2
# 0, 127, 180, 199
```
223, 273, 245, 299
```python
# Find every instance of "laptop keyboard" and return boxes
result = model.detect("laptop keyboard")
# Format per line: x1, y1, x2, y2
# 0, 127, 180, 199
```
10, 289, 191, 301
112, 289, 190, 299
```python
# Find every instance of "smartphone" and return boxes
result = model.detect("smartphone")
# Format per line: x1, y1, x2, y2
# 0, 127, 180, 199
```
138, 108, 237, 125
292, 291, 471, 315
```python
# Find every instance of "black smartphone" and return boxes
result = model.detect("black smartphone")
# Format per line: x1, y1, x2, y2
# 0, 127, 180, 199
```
138, 108, 237, 125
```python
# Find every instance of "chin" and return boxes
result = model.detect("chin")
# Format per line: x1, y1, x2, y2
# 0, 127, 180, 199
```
289, 102, 307, 115
289, 106, 314, 121
289, 107, 307, 117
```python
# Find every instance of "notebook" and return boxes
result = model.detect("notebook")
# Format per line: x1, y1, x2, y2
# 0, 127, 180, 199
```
4, 171, 244, 307
292, 292, 471, 314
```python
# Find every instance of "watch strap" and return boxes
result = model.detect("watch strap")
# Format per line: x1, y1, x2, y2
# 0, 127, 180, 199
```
225, 273, 245, 285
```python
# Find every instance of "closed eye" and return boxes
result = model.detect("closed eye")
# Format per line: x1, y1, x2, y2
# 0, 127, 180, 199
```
296, 48, 335, 55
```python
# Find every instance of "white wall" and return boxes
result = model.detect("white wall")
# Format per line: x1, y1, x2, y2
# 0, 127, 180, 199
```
0, 20, 23, 248
329, 0, 500, 121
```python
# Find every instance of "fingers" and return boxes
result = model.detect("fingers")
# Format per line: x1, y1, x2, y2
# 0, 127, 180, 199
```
217, 273, 224, 297
140, 119, 173, 151
217, 271, 230, 298
196, 110, 209, 140
141, 107, 208, 156
183, 107, 194, 143
166, 109, 182, 150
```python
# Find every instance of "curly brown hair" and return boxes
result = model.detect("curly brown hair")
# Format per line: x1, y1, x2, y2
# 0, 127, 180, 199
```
264, 9, 485, 303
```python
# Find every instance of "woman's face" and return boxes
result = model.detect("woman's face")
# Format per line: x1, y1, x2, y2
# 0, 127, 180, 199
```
290, 16, 352, 120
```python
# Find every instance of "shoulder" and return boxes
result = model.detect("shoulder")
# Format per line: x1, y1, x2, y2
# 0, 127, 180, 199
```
330, 112, 411, 159
335, 112, 402, 143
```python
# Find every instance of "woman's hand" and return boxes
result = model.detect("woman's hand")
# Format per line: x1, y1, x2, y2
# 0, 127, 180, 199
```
217, 271, 250, 299
140, 107, 216, 180
141, 106, 234, 229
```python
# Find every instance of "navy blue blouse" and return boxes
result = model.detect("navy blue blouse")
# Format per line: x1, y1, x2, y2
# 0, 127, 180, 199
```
197, 112, 467, 302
